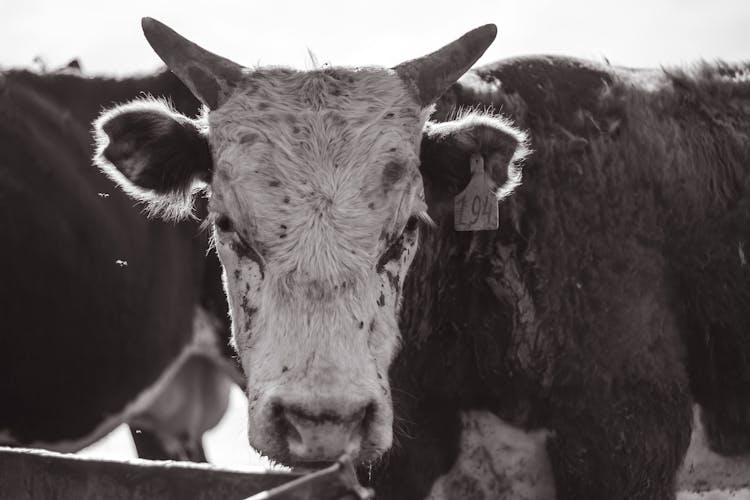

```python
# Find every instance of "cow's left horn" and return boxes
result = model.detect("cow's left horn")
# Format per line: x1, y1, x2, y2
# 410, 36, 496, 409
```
141, 17, 244, 109
394, 24, 497, 106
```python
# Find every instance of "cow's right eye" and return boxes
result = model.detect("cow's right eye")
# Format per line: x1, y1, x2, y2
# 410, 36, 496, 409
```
215, 215, 234, 233
376, 217, 420, 271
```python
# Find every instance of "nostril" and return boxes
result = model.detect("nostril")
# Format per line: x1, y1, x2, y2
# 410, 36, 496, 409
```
280, 410, 303, 448
272, 402, 301, 448
360, 402, 375, 431
352, 403, 376, 445
276, 401, 376, 460
350, 406, 367, 427
350, 402, 373, 434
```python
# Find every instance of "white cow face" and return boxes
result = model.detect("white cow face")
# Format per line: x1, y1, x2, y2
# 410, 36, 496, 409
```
207, 68, 429, 463
94, 18, 502, 466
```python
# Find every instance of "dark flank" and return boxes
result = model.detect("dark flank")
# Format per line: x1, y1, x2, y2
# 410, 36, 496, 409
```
377, 56, 750, 499
0, 67, 233, 459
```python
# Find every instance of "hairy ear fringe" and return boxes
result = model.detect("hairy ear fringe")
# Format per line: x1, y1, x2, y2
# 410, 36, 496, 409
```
93, 97, 210, 221
425, 109, 531, 200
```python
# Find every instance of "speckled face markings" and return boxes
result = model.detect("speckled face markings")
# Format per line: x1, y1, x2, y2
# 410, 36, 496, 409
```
229, 239, 265, 278
375, 216, 420, 313
206, 66, 432, 463
381, 161, 406, 191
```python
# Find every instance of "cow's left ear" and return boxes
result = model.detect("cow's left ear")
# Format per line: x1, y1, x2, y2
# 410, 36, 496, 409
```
93, 98, 212, 219
420, 112, 529, 201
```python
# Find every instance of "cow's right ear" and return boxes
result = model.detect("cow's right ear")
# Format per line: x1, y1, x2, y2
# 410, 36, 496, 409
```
94, 99, 212, 219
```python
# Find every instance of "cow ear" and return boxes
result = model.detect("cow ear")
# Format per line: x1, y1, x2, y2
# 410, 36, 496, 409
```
94, 99, 212, 219
420, 112, 529, 202
420, 112, 530, 215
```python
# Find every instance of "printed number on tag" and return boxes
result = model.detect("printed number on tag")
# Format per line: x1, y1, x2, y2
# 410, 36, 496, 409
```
454, 154, 499, 231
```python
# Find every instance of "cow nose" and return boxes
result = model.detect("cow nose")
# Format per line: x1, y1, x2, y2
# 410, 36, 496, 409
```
278, 403, 371, 462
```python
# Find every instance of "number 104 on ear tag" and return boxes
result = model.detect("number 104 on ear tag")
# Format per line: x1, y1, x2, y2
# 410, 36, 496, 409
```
454, 153, 499, 231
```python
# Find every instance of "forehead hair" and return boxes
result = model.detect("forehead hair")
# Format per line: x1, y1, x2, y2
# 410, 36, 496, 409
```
207, 66, 430, 291
209, 67, 426, 139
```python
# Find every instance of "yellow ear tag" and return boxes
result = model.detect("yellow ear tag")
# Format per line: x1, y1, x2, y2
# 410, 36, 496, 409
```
454, 153, 499, 231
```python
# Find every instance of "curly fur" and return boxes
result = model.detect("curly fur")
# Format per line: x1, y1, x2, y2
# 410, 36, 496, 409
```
375, 55, 750, 499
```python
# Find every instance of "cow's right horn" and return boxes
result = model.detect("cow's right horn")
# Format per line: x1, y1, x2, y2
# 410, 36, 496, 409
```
394, 24, 497, 107
141, 17, 244, 109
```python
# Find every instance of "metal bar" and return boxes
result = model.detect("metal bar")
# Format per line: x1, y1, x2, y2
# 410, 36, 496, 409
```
245, 455, 373, 500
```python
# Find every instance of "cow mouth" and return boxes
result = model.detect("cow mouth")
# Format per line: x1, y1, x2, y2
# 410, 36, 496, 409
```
251, 389, 391, 469
290, 460, 338, 473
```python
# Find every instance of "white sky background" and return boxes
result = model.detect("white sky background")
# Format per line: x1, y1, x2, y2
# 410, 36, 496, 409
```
2, 0, 750, 76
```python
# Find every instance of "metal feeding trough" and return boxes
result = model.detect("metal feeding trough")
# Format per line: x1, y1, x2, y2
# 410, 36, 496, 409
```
0, 447, 373, 499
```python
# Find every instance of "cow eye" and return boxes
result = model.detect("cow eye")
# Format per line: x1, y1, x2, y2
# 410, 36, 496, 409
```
215, 214, 234, 233
403, 216, 419, 234
376, 216, 419, 270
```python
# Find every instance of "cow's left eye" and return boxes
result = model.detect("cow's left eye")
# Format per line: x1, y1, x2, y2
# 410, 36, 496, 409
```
215, 215, 234, 233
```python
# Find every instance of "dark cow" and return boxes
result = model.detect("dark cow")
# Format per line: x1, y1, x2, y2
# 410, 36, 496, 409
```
93, 18, 750, 500
0, 67, 237, 461
378, 57, 750, 498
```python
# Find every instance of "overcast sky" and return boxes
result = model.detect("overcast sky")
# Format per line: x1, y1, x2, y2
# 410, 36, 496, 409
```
3, 0, 750, 75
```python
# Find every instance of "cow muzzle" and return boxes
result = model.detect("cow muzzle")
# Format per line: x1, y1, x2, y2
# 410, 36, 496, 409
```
252, 389, 389, 465
279, 402, 371, 462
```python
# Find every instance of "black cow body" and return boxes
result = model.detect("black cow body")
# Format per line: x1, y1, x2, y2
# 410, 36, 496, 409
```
369, 56, 750, 499
0, 69, 232, 458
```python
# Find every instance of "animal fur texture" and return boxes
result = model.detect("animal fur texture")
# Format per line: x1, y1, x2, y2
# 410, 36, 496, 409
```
94, 30, 750, 500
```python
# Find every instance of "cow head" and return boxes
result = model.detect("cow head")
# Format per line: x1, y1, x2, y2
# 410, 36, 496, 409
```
94, 18, 526, 466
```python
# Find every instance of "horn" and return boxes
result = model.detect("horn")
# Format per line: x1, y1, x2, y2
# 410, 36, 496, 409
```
141, 17, 244, 109
394, 24, 497, 106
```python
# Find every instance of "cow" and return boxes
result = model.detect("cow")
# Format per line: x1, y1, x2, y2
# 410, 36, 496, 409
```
378, 57, 750, 499
93, 17, 750, 500
0, 66, 238, 462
